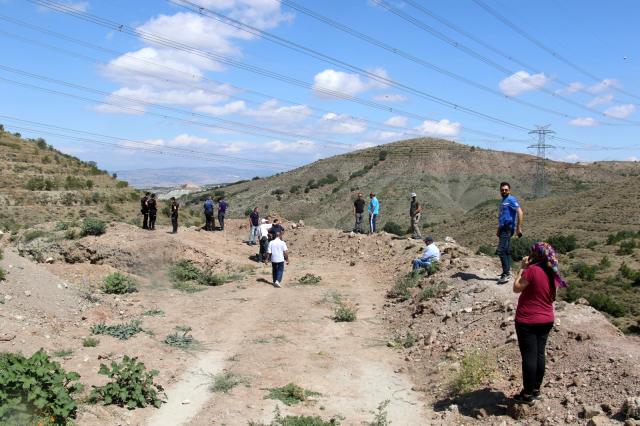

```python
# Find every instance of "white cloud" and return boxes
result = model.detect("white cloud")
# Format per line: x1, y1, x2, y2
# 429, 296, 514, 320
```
568, 117, 598, 127
566, 82, 584, 93
320, 113, 367, 134
370, 130, 402, 142
195, 0, 293, 29
37, 1, 88, 12
196, 100, 247, 116
563, 153, 581, 162
499, 71, 549, 96
313, 68, 390, 97
367, 67, 391, 89
604, 104, 635, 118
384, 116, 408, 127
108, 85, 226, 106
168, 134, 212, 146
222, 141, 252, 153
588, 78, 620, 94
414, 119, 461, 137
93, 103, 145, 115
373, 93, 407, 102
244, 99, 313, 123
627, 156, 639, 162
265, 139, 315, 153
353, 142, 376, 150
586, 94, 613, 108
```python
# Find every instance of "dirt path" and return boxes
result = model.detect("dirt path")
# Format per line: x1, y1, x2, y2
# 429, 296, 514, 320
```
137, 226, 432, 425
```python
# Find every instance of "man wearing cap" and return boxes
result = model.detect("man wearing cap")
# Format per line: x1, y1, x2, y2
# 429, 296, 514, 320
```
409, 192, 422, 239
368, 192, 380, 234
412, 236, 440, 274
257, 218, 272, 263
353, 192, 365, 233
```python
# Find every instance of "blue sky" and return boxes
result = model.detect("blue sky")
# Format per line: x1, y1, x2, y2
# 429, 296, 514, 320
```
1, 0, 639, 174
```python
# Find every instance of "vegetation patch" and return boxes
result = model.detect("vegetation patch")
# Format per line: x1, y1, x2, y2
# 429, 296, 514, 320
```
250, 406, 340, 426
80, 217, 106, 236
367, 400, 391, 426
617, 239, 636, 256
418, 281, 448, 301
102, 272, 138, 294
0, 268, 6, 282
382, 221, 404, 236
142, 308, 165, 317
509, 235, 535, 261
52, 348, 74, 358
89, 355, 165, 409
22, 229, 47, 242
387, 273, 420, 301
476, 244, 494, 256
572, 262, 598, 281
451, 350, 495, 395
333, 303, 357, 322
207, 371, 244, 393
91, 320, 142, 340
163, 325, 200, 350
169, 259, 240, 291
0, 349, 82, 425
82, 337, 100, 347
546, 234, 577, 253
297, 273, 322, 285
388, 332, 416, 349
607, 230, 638, 245
265, 383, 321, 406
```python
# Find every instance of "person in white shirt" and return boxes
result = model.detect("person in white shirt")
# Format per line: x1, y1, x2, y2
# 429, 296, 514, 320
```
257, 218, 272, 263
412, 236, 440, 273
267, 232, 289, 288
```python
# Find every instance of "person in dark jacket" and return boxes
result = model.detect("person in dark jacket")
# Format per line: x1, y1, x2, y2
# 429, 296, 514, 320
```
217, 197, 228, 231
147, 193, 157, 231
140, 192, 150, 229
203, 196, 214, 231
170, 197, 179, 234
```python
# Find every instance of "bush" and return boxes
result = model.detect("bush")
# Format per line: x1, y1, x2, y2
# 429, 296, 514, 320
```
25, 176, 57, 190
116, 180, 128, 188
382, 221, 404, 236
265, 383, 320, 406
572, 262, 597, 281
164, 326, 198, 349
289, 185, 300, 194
317, 174, 338, 186
82, 337, 100, 347
90, 356, 165, 409
297, 274, 322, 285
546, 234, 577, 254
586, 240, 598, 250
510, 235, 534, 261
451, 350, 495, 395
251, 406, 339, 426
618, 262, 639, 280
599, 256, 611, 269
617, 240, 636, 255
587, 293, 626, 317
418, 282, 447, 301
378, 150, 388, 161
91, 320, 142, 340
22, 229, 47, 242
607, 230, 638, 245
476, 244, 494, 256
0, 268, 5, 281
0, 349, 82, 424
81, 218, 106, 236
388, 273, 419, 301
103, 272, 138, 294
271, 189, 284, 196
333, 303, 357, 322
208, 371, 243, 393
244, 207, 253, 216
169, 260, 201, 282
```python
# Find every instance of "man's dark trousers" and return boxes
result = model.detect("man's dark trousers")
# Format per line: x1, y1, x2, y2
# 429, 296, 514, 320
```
271, 262, 284, 283
218, 212, 225, 230
205, 213, 213, 231
496, 226, 513, 275
142, 213, 149, 229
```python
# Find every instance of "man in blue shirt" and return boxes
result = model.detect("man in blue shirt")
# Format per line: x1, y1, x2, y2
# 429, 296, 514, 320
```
217, 197, 228, 231
496, 182, 524, 284
368, 192, 380, 234
203, 196, 214, 231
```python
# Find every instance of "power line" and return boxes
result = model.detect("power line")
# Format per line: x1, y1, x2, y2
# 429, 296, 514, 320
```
372, 0, 640, 125
471, 0, 640, 102
402, 0, 639, 108
30, 0, 534, 133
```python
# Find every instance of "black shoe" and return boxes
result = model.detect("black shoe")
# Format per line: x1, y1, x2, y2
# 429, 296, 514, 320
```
513, 391, 535, 405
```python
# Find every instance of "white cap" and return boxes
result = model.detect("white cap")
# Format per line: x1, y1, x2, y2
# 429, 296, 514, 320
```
261, 218, 267, 223
411, 192, 417, 197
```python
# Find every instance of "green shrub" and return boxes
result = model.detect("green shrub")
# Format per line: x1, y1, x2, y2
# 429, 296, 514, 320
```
378, 150, 388, 161
0, 349, 82, 424
82, 337, 100, 347
572, 262, 597, 281
333, 303, 357, 322
244, 207, 253, 216
250, 406, 340, 426
599, 256, 611, 269
451, 350, 495, 395
476, 244, 494, 256
617, 240, 636, 255
91, 320, 142, 340
25, 176, 57, 190
64, 229, 78, 240
208, 371, 243, 393
80, 218, 106, 236
586, 240, 598, 250
546, 234, 577, 254
116, 180, 128, 188
297, 274, 322, 285
587, 293, 626, 317
0, 268, 5, 281
289, 185, 300, 194
265, 383, 320, 406
89, 355, 165, 409
418, 282, 447, 301
618, 262, 639, 280
271, 188, 284, 196
142, 309, 164, 317
103, 272, 138, 294
214, 190, 225, 197
388, 273, 419, 301
317, 174, 338, 186
382, 221, 404, 236
510, 236, 535, 261
22, 229, 47, 242
169, 260, 202, 282
164, 325, 199, 349
607, 230, 638, 245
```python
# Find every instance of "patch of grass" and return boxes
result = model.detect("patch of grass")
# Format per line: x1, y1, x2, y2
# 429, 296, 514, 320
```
366, 400, 391, 426
588, 293, 626, 317
382, 221, 404, 236
617, 239, 636, 256
321, 290, 342, 305
80, 217, 106, 236
298, 273, 322, 285
198, 270, 242, 286
172, 280, 206, 293
169, 259, 201, 282
164, 325, 200, 350
599, 255, 612, 269
52, 348, 74, 358
387, 273, 419, 301
545, 234, 577, 254
142, 308, 165, 317
389, 332, 416, 349
0, 268, 6, 281
82, 337, 100, 347
572, 261, 597, 281
607, 230, 638, 245
208, 371, 244, 393
265, 383, 321, 406
418, 281, 448, 301
22, 229, 47, 242
90, 320, 142, 340
476, 244, 494, 256
451, 350, 495, 395
586, 240, 598, 250
333, 303, 357, 322
250, 406, 340, 426
102, 272, 138, 294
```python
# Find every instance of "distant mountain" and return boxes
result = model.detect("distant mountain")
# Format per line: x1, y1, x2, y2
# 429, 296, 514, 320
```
115, 166, 278, 188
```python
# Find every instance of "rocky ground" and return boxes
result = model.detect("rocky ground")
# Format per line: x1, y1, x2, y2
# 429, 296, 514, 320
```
0, 220, 639, 425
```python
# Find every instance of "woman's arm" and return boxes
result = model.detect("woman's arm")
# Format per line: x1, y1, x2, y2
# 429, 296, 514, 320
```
513, 256, 530, 293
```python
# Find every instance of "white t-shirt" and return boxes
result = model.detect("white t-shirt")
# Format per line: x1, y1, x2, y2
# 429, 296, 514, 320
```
268, 238, 288, 263
258, 223, 272, 238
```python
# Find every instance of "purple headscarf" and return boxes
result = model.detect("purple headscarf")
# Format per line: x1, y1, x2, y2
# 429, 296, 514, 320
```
531, 242, 568, 288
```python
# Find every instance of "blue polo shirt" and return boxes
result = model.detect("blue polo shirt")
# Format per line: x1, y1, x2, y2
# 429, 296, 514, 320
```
368, 197, 380, 215
498, 195, 520, 230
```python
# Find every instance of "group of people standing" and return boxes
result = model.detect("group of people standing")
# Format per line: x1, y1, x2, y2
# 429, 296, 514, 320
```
140, 193, 181, 234
352, 192, 381, 234
202, 196, 228, 232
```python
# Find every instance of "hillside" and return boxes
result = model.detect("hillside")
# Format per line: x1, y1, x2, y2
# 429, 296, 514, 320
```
0, 128, 141, 231
182, 138, 636, 232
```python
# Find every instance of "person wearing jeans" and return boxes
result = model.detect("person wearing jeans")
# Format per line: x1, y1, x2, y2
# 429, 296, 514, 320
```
267, 232, 289, 288
368, 192, 380, 234
353, 192, 365, 233
217, 197, 227, 231
247, 207, 259, 245
512, 242, 566, 405
412, 236, 440, 274
496, 182, 523, 284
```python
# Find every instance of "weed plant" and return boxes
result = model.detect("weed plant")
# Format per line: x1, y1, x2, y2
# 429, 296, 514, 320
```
163, 325, 199, 349
418, 282, 447, 301
451, 350, 495, 395
388, 273, 419, 301
80, 218, 106, 236
617, 240, 636, 256
266, 383, 321, 406
333, 303, 357, 322
298, 274, 322, 285
249, 406, 340, 426
91, 320, 142, 340
102, 272, 138, 294
476, 244, 494, 256
52, 349, 74, 358
0, 268, 5, 281
89, 355, 165, 409
366, 400, 391, 426
208, 371, 244, 393
82, 337, 100, 347
382, 221, 404, 236
142, 309, 165, 317
22, 229, 47, 242
546, 234, 577, 254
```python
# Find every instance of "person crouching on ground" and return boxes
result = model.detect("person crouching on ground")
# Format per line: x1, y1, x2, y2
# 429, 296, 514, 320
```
267, 231, 288, 288
412, 236, 440, 275
512, 242, 566, 405
257, 218, 272, 263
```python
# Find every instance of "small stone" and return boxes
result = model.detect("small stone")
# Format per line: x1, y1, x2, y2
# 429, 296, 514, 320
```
506, 333, 517, 343
581, 405, 602, 419
45, 257, 54, 264
587, 416, 610, 426
576, 297, 590, 305
181, 399, 191, 405
623, 397, 640, 420
24, 291, 31, 297
4, 295, 12, 301
14, 315, 24, 321
447, 404, 459, 413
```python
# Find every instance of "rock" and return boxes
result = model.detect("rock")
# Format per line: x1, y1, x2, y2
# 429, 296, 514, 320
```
291, 223, 297, 229
447, 404, 459, 413
45, 257, 54, 263
0, 333, 16, 342
349, 260, 356, 266
444, 236, 456, 244
476, 408, 488, 419
576, 297, 590, 306
582, 405, 602, 419
181, 399, 191, 405
624, 397, 640, 420
508, 402, 533, 419
348, 231, 356, 238
625, 420, 640, 426
4, 295, 13, 301
298, 220, 304, 227
462, 307, 472, 313
24, 291, 31, 297
506, 333, 517, 343
587, 416, 611, 426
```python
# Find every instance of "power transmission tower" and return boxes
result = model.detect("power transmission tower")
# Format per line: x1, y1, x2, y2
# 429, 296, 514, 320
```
528, 125, 555, 197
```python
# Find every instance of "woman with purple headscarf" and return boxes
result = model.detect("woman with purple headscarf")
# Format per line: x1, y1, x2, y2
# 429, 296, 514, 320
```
512, 241, 567, 404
